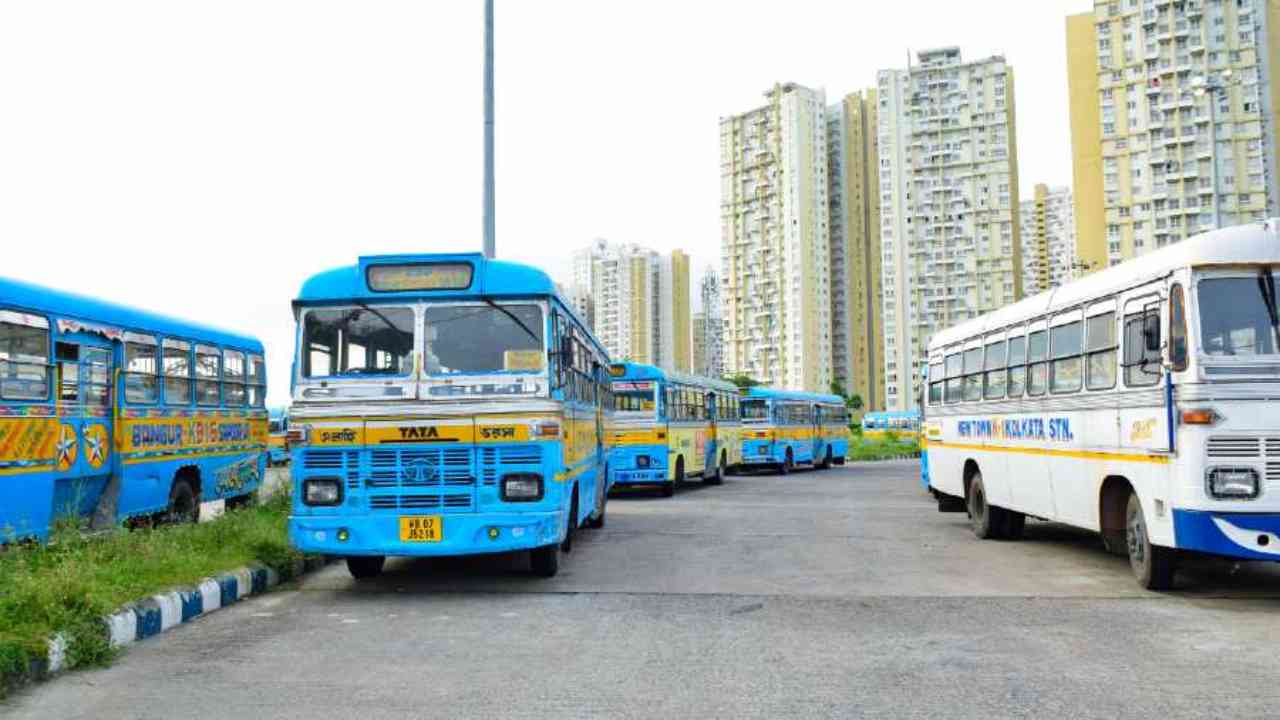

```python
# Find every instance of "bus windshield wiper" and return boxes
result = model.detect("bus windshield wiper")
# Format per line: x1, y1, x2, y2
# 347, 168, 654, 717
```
483, 297, 541, 344
1257, 268, 1280, 353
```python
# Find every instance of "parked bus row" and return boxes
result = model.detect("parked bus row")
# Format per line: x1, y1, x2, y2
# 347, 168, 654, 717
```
922, 219, 1280, 589
0, 277, 268, 543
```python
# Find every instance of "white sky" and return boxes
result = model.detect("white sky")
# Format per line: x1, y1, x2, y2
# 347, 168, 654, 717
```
0, 0, 1091, 406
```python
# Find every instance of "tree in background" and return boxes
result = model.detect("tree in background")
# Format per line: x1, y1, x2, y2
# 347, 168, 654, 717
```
829, 381, 863, 411
726, 374, 761, 390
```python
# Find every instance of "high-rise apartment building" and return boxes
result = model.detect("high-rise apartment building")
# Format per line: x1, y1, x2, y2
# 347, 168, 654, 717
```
656, 250, 692, 372
1067, 0, 1280, 268
828, 90, 886, 409
695, 269, 725, 379
720, 82, 832, 392
1020, 184, 1078, 295
570, 239, 691, 372
877, 48, 1022, 410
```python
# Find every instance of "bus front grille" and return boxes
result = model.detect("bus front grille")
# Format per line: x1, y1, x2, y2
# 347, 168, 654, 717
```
479, 445, 544, 486
366, 447, 475, 512
1206, 437, 1262, 459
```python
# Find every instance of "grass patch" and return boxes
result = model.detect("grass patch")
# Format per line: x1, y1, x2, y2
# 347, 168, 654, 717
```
0, 490, 299, 694
846, 433, 921, 462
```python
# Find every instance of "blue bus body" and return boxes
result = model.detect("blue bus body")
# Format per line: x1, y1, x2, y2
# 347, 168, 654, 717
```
860, 410, 921, 439
0, 276, 267, 543
738, 388, 849, 473
267, 407, 290, 465
608, 362, 740, 494
286, 253, 612, 577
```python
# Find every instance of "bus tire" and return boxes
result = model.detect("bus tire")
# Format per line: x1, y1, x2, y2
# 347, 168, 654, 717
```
530, 544, 560, 577
1126, 491, 1176, 590
165, 479, 199, 525
586, 485, 607, 529
966, 471, 1005, 540
779, 449, 794, 476
661, 482, 675, 498
346, 555, 385, 580
706, 452, 725, 485
562, 489, 577, 553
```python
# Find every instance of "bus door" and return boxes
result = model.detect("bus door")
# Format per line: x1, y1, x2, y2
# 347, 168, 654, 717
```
705, 392, 718, 475
811, 404, 822, 463
50, 335, 115, 525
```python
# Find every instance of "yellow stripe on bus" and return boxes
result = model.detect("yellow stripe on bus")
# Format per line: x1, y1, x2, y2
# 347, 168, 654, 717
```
928, 440, 1170, 465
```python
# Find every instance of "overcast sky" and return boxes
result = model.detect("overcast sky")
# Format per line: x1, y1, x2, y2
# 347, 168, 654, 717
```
0, 0, 1091, 405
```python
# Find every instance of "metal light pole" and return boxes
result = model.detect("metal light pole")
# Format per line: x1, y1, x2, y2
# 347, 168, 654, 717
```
482, 0, 496, 258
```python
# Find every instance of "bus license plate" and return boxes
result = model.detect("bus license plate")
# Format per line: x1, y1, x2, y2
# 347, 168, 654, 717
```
399, 516, 442, 542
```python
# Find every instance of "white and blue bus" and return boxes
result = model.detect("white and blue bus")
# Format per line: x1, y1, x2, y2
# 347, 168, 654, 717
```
925, 220, 1280, 589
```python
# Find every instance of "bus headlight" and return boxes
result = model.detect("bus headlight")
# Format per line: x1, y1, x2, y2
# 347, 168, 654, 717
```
636, 456, 650, 468
1206, 467, 1260, 500
303, 478, 342, 506
502, 473, 543, 502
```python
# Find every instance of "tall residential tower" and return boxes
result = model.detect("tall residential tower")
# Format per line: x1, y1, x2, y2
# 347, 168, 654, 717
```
1020, 184, 1077, 295
720, 83, 833, 391
877, 48, 1022, 410
1067, 0, 1280, 267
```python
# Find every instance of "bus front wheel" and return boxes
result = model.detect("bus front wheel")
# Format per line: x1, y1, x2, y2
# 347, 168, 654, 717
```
346, 555, 385, 580
530, 544, 560, 577
1126, 491, 1177, 590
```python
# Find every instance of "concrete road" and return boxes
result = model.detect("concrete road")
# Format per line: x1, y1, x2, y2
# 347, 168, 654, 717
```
7, 461, 1280, 719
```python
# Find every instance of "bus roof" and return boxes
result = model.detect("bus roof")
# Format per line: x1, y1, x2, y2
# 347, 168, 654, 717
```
609, 362, 737, 393
0, 275, 262, 351
295, 253, 556, 304
744, 387, 846, 405
930, 219, 1280, 351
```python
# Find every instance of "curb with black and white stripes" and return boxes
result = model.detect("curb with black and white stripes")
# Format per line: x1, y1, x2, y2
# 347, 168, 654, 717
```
6, 556, 330, 695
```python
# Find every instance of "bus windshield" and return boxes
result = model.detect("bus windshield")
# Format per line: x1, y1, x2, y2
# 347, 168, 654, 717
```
613, 381, 655, 415
424, 303, 545, 375
303, 306, 415, 378
741, 399, 769, 423
1199, 272, 1280, 357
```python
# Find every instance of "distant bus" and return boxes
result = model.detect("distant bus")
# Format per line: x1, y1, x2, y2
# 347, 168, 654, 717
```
268, 407, 289, 465
608, 362, 740, 497
0, 276, 268, 543
287, 253, 612, 579
861, 410, 921, 439
739, 388, 850, 473
924, 220, 1280, 589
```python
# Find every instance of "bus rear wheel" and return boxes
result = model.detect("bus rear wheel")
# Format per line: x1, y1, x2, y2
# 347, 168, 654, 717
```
1126, 491, 1177, 590
530, 544, 560, 577
705, 453, 725, 486
164, 479, 199, 525
346, 555, 385, 580
967, 471, 1014, 540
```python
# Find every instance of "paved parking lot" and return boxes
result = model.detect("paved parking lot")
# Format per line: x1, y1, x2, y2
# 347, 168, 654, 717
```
7, 460, 1280, 719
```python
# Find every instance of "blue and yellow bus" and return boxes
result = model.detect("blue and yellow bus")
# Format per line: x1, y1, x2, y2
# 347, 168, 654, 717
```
608, 362, 740, 497
0, 276, 268, 543
286, 253, 612, 579
267, 407, 289, 465
860, 410, 921, 440
739, 388, 849, 474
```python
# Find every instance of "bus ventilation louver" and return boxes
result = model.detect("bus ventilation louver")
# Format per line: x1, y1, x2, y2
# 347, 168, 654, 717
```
480, 446, 543, 486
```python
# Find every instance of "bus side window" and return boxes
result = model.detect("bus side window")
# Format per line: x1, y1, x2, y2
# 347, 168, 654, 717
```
1169, 284, 1188, 371
56, 343, 79, 402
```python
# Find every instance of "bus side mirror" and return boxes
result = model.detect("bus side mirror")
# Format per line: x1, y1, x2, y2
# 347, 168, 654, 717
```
1143, 313, 1161, 352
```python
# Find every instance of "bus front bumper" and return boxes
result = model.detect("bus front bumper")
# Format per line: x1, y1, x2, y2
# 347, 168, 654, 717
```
289, 511, 564, 557
1173, 510, 1280, 561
